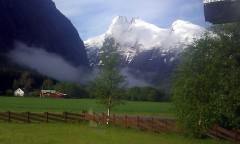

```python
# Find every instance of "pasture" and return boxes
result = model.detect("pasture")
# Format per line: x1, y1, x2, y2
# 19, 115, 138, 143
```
0, 96, 230, 144
0, 96, 173, 115
0, 123, 230, 144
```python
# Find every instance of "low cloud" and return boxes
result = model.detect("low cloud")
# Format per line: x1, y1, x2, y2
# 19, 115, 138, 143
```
121, 67, 151, 87
7, 41, 91, 83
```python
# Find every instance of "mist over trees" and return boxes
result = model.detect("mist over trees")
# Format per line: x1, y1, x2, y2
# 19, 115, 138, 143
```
172, 24, 240, 137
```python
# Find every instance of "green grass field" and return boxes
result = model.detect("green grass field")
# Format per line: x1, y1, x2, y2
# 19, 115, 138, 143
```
0, 96, 173, 115
0, 123, 229, 144
0, 96, 230, 144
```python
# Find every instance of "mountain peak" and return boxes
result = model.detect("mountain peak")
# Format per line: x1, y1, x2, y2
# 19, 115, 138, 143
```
172, 20, 192, 26
112, 16, 129, 25
86, 16, 206, 54
130, 17, 142, 24
171, 20, 204, 33
107, 16, 163, 36
107, 16, 130, 34
84, 16, 208, 87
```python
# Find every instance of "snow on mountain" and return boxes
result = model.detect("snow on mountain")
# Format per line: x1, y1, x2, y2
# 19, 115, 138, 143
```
84, 16, 207, 86
85, 16, 206, 65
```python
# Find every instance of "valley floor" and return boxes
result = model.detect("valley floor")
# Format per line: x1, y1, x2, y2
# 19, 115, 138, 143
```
0, 96, 173, 116
0, 96, 231, 144
0, 123, 230, 144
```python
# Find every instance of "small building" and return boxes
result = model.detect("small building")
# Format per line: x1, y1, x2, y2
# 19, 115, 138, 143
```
40, 90, 67, 98
14, 88, 25, 97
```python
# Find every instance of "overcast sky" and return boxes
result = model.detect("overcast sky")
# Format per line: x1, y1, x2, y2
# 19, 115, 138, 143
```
52, 0, 210, 41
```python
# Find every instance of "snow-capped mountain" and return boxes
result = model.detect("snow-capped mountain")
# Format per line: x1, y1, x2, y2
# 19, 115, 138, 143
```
85, 16, 207, 87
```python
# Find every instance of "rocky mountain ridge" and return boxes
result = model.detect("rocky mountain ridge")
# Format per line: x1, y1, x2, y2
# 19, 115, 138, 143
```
85, 16, 207, 86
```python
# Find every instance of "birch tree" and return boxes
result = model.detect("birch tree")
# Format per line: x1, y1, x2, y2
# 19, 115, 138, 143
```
91, 37, 126, 117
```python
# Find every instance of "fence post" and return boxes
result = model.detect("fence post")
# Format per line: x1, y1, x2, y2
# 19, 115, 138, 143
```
151, 117, 154, 133
8, 111, 11, 122
235, 126, 238, 144
93, 112, 95, 122
27, 112, 30, 123
215, 125, 218, 140
83, 111, 87, 120
64, 112, 67, 123
102, 113, 104, 124
214, 125, 219, 140
137, 116, 140, 130
125, 115, 128, 128
165, 119, 168, 132
113, 114, 115, 126
45, 112, 49, 123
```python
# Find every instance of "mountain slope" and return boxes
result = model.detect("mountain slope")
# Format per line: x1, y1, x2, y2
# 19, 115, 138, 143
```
0, 0, 90, 93
0, 0, 89, 67
85, 16, 207, 87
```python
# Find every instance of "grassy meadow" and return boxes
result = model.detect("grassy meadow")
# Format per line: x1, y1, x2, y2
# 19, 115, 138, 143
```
0, 96, 173, 115
0, 96, 230, 144
0, 123, 230, 144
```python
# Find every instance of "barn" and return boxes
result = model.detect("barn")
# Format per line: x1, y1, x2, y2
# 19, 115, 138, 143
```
40, 90, 67, 98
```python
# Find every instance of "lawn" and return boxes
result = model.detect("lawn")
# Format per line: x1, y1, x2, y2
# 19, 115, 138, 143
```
0, 96, 231, 144
0, 123, 230, 144
0, 96, 173, 115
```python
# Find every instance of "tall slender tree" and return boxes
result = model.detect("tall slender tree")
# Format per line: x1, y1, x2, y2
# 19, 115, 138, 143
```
91, 37, 126, 117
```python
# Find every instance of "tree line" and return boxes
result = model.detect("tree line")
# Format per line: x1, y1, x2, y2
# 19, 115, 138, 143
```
2, 66, 166, 102
123, 86, 166, 102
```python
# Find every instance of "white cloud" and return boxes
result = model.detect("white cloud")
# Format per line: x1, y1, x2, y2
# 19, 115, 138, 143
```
7, 41, 91, 83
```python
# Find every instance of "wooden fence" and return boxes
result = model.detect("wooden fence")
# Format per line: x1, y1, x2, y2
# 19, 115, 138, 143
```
0, 111, 239, 144
85, 112, 177, 133
208, 125, 240, 144
0, 111, 85, 123
0, 111, 177, 133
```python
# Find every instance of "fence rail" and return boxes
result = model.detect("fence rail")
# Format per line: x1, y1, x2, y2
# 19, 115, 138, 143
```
208, 125, 240, 144
0, 111, 177, 133
0, 111, 238, 144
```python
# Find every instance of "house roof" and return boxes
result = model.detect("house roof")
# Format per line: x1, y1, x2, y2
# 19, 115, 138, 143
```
15, 88, 29, 93
41, 90, 56, 93
15, 88, 24, 93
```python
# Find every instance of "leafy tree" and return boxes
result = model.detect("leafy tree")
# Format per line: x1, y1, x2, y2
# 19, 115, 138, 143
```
90, 37, 126, 116
124, 86, 165, 102
12, 79, 19, 90
16, 71, 34, 91
54, 82, 89, 98
42, 79, 54, 89
172, 24, 240, 137
126, 87, 140, 101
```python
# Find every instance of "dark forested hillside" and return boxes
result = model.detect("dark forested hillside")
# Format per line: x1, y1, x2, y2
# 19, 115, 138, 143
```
0, 0, 89, 67
0, 66, 53, 95
0, 0, 91, 94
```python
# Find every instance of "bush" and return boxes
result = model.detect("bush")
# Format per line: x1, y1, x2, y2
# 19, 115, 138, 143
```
28, 91, 40, 97
5, 89, 14, 96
